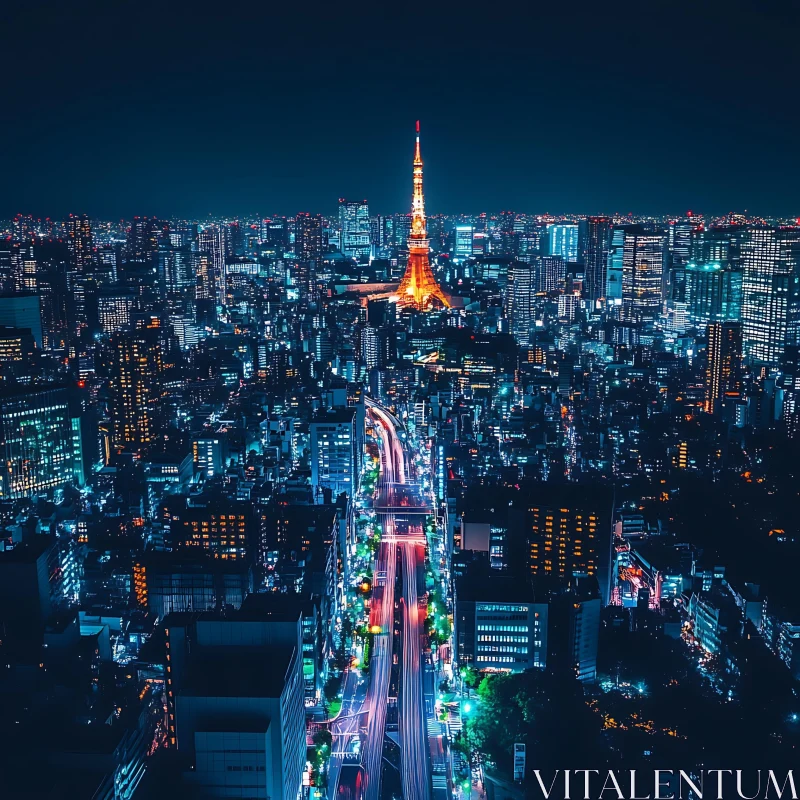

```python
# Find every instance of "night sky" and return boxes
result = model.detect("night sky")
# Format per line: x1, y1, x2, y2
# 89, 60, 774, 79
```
3, 0, 800, 219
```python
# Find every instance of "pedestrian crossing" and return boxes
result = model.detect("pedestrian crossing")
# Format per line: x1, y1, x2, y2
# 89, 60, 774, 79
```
432, 773, 448, 790
427, 717, 444, 737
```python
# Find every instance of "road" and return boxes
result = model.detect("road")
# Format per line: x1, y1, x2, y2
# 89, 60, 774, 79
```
400, 537, 430, 800
360, 402, 398, 800
328, 669, 366, 797
361, 399, 431, 800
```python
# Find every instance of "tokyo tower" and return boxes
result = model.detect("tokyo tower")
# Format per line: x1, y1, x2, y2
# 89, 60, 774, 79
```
395, 122, 450, 311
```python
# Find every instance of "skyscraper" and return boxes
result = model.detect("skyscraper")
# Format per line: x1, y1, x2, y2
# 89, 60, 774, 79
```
198, 226, 226, 308
704, 321, 742, 414
0, 385, 77, 499
454, 225, 474, 259
65, 214, 93, 290
583, 216, 612, 307
109, 324, 164, 454
294, 213, 323, 261
393, 214, 412, 250
505, 261, 535, 345
538, 255, 566, 293
741, 227, 800, 366
125, 217, 165, 265
548, 223, 579, 263
396, 122, 450, 311
684, 262, 742, 327
338, 199, 370, 261
263, 218, 289, 250
158, 245, 195, 297
619, 225, 666, 318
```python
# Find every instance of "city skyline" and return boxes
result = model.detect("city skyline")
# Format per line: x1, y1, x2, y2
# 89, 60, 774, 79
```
4, 3, 800, 799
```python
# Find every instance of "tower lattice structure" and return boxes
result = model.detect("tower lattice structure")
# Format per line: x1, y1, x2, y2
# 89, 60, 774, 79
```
396, 122, 450, 311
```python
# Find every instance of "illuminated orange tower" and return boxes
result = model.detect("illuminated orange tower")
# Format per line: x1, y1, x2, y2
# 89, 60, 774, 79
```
396, 121, 450, 311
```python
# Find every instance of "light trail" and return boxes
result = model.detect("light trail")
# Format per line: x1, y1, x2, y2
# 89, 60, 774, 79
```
361, 529, 396, 800
400, 538, 431, 800
361, 399, 430, 800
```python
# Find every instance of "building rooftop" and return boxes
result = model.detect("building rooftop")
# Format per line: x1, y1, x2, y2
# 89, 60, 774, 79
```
0, 535, 54, 564
182, 648, 295, 698
311, 407, 357, 424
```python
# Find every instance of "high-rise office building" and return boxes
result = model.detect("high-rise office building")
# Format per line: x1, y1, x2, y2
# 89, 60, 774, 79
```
454, 225, 474, 259
548, 223, 579, 263
125, 216, 165, 265
97, 287, 138, 334
0, 294, 43, 348
393, 214, 412, 250
225, 220, 244, 258
0, 385, 76, 499
684, 262, 742, 327
618, 225, 666, 318
583, 216, 612, 307
370, 215, 387, 251
455, 575, 549, 671
263, 218, 289, 250
361, 325, 381, 369
65, 214, 93, 290
506, 261, 535, 344
309, 407, 360, 503
668, 219, 695, 270
538, 254, 566, 293
158, 245, 195, 297
690, 224, 745, 267
338, 199, 371, 260
741, 227, 800, 366
198, 226, 227, 308
0, 535, 79, 632
294, 213, 323, 260
109, 324, 164, 454
704, 321, 742, 414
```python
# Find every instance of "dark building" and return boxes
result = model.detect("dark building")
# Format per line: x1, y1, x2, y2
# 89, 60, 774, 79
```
704, 321, 742, 414
133, 550, 253, 619
583, 216, 613, 306
109, 323, 164, 454
164, 607, 306, 799
160, 488, 259, 565
294, 212, 324, 261
523, 482, 614, 606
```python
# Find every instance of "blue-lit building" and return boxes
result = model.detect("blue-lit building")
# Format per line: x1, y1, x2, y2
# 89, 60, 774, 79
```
684, 261, 742, 326
455, 574, 549, 671
339, 199, 370, 260
309, 406, 363, 503
0, 384, 78, 499
454, 225, 474, 259
548, 223, 579, 263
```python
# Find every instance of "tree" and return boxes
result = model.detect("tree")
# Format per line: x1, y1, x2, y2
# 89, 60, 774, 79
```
466, 670, 601, 775
461, 667, 481, 689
